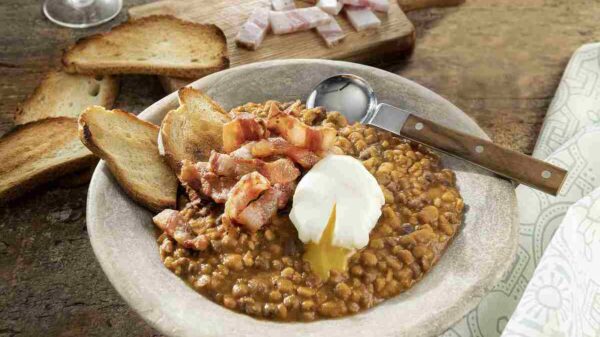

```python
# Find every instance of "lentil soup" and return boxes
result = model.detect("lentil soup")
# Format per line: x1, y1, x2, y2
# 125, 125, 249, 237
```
157, 101, 464, 321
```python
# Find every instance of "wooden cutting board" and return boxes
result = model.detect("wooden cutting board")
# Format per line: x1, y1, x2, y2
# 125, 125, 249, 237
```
398, 0, 464, 12
128, 0, 415, 92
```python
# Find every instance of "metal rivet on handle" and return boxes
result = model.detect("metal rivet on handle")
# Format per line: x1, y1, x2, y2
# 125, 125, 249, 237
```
541, 170, 552, 179
475, 145, 484, 153
415, 122, 424, 130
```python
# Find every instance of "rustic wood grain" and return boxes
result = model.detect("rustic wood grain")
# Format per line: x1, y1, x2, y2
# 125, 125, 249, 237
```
396, 0, 600, 154
0, 3, 166, 336
1, 0, 600, 336
129, 0, 416, 92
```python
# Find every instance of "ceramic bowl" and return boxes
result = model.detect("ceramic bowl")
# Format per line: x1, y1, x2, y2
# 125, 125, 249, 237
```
86, 59, 518, 337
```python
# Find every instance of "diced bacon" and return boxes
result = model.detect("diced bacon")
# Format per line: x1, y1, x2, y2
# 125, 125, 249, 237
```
342, 0, 389, 11
223, 113, 267, 153
316, 16, 346, 47
199, 171, 237, 203
179, 160, 204, 191
209, 151, 300, 184
283, 100, 303, 116
276, 181, 297, 208
179, 160, 235, 203
237, 182, 296, 231
153, 209, 179, 232
341, 0, 370, 6
269, 7, 332, 35
365, 0, 389, 13
259, 158, 301, 184
318, 0, 344, 15
153, 209, 190, 243
237, 137, 321, 169
180, 150, 300, 205
344, 6, 381, 31
209, 151, 258, 178
153, 209, 209, 250
183, 236, 210, 250
229, 144, 253, 159
236, 190, 279, 231
225, 172, 271, 224
235, 8, 270, 50
271, 0, 295, 11
266, 103, 337, 154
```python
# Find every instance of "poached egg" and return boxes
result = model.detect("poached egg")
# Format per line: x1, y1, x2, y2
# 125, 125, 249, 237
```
290, 154, 385, 279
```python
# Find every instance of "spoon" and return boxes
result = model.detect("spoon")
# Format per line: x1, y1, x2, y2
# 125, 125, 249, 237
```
306, 74, 567, 196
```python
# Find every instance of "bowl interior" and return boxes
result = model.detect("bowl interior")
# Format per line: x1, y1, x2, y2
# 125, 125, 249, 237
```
87, 60, 518, 337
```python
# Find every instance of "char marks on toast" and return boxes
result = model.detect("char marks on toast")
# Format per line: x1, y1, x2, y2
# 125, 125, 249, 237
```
160, 87, 230, 172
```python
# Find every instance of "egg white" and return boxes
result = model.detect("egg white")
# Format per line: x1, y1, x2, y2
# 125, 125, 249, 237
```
290, 154, 385, 249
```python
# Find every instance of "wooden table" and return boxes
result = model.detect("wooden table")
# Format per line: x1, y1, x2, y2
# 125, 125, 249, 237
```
1, 0, 599, 336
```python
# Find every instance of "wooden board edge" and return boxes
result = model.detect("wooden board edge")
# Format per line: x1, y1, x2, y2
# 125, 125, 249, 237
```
398, 0, 465, 12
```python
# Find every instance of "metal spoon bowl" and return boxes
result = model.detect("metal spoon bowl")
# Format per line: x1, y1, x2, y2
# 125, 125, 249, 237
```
306, 74, 378, 124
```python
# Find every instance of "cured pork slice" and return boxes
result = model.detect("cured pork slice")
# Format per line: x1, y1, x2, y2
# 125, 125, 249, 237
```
235, 8, 270, 50
266, 103, 337, 154
341, 0, 389, 13
209, 151, 300, 184
222, 113, 266, 153
271, 0, 296, 11
282, 100, 303, 116
365, 0, 389, 12
237, 182, 296, 231
224, 172, 271, 226
233, 137, 321, 169
341, 0, 370, 6
179, 160, 236, 203
317, 0, 344, 15
208, 152, 260, 178
198, 171, 237, 203
316, 16, 346, 47
255, 158, 301, 184
344, 6, 381, 31
269, 7, 332, 35
153, 209, 209, 250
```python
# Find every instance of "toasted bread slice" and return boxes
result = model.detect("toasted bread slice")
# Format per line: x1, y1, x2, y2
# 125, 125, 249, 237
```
79, 106, 177, 211
0, 117, 97, 203
159, 105, 223, 172
15, 71, 119, 125
159, 87, 230, 171
63, 15, 229, 79
178, 87, 230, 123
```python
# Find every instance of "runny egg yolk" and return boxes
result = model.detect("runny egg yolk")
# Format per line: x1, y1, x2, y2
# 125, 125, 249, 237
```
290, 154, 385, 280
303, 205, 353, 280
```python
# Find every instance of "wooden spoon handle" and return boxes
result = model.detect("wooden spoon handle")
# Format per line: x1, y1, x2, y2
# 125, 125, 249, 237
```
401, 114, 567, 195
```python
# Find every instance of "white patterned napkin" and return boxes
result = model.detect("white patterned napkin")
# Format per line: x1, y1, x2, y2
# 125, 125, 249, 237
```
442, 43, 600, 337
533, 43, 600, 160
503, 186, 600, 336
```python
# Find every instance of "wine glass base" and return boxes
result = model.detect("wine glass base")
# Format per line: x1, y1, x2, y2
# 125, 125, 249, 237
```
43, 0, 123, 29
